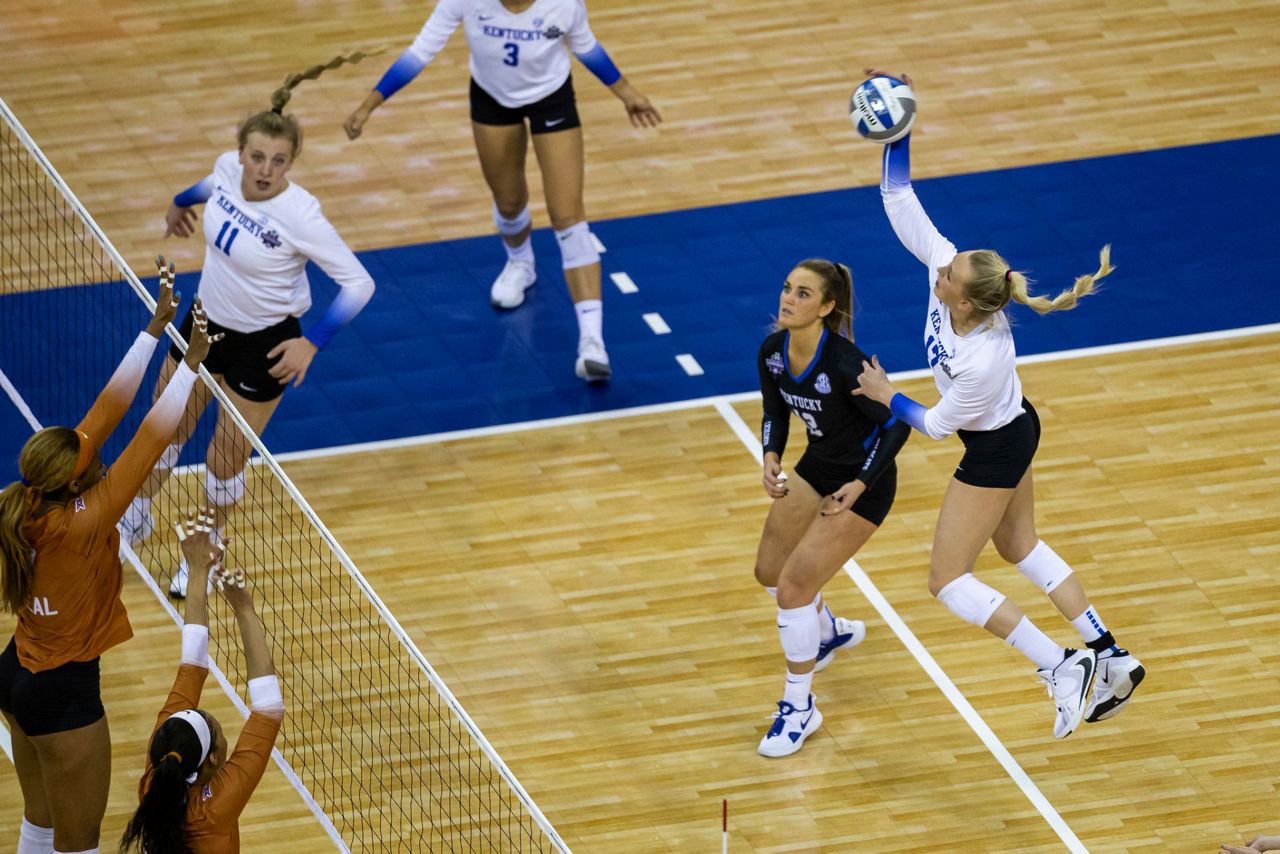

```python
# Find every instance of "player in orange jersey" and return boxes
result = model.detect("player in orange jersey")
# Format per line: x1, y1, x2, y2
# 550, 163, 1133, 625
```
121, 511, 284, 854
0, 259, 215, 854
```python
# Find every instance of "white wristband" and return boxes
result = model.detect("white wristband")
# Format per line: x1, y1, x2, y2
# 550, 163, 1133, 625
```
248, 675, 285, 712
181, 624, 210, 666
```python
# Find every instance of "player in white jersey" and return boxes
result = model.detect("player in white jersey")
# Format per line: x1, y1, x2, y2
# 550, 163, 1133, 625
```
852, 72, 1144, 741
120, 56, 378, 597
343, 0, 662, 382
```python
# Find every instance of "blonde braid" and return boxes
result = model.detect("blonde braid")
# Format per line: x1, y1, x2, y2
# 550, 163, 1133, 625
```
270, 49, 385, 113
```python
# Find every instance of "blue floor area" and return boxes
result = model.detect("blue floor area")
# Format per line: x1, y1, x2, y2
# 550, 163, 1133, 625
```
3, 133, 1278, 470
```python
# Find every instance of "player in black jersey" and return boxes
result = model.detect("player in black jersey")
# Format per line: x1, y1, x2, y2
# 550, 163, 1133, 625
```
753, 259, 910, 757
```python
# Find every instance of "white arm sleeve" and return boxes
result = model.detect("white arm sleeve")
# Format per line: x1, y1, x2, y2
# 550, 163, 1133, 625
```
922, 368, 1003, 440
882, 186, 958, 276
405, 0, 467, 66
567, 0, 600, 54
292, 202, 376, 308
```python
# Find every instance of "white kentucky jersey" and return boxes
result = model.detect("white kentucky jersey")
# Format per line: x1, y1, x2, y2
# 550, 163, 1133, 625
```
197, 152, 373, 334
882, 185, 1025, 439
406, 0, 600, 107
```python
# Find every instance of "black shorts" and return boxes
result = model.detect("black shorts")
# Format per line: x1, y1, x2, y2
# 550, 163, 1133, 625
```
470, 76, 581, 134
0, 637, 105, 736
793, 453, 897, 527
168, 308, 300, 403
955, 398, 1042, 489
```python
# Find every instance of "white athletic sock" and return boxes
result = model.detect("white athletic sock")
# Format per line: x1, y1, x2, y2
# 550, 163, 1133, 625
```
1070, 604, 1108, 644
54, 848, 99, 854
783, 670, 813, 709
1004, 616, 1065, 670
17, 817, 54, 854
574, 299, 603, 343
504, 234, 533, 264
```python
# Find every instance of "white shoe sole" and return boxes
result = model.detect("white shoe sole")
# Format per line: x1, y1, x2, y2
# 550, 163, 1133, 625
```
490, 275, 536, 309
1085, 660, 1145, 723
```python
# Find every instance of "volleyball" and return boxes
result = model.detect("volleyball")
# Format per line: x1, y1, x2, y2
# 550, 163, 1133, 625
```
849, 76, 916, 144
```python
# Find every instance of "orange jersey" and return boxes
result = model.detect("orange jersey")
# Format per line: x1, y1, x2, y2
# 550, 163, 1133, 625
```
140, 664, 283, 853
16, 335, 197, 672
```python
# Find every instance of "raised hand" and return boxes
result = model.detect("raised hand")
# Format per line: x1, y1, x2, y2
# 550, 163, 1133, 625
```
182, 297, 223, 369
146, 255, 181, 338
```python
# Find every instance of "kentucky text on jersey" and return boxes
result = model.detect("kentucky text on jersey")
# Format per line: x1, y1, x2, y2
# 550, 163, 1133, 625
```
214, 193, 266, 239
481, 25, 550, 40
780, 389, 824, 413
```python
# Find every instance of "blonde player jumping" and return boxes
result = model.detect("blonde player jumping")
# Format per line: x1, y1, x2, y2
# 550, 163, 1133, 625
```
852, 71, 1143, 740
344, 0, 662, 382
121, 57, 378, 597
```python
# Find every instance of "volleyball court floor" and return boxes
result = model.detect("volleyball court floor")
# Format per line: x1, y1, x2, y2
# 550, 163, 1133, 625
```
2, 135, 1280, 851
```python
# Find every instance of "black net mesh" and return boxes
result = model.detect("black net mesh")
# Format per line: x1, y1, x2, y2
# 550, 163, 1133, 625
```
0, 101, 562, 853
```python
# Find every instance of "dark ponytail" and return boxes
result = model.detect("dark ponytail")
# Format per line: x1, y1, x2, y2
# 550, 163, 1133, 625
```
121, 718, 204, 854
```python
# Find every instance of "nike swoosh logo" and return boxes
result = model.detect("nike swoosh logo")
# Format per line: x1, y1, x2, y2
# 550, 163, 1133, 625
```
1072, 660, 1093, 705
545, 117, 565, 127
239, 383, 258, 392
479, 14, 494, 20
801, 709, 814, 728
776, 623, 788, 628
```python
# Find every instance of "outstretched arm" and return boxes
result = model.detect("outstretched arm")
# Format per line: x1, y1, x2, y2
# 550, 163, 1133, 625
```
343, 0, 465, 139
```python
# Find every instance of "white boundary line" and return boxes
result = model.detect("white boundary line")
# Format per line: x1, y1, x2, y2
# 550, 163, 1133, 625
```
269, 320, 1280, 465
1, 98, 569, 853
0, 366, 347, 851
711, 399, 1089, 854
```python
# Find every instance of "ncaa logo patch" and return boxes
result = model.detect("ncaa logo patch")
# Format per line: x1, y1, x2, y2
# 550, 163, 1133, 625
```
766, 352, 784, 377
814, 372, 831, 394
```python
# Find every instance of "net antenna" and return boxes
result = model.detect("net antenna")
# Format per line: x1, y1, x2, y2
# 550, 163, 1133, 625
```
0, 96, 568, 853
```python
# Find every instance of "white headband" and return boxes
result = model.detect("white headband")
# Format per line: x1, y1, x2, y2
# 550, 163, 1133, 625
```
167, 709, 212, 784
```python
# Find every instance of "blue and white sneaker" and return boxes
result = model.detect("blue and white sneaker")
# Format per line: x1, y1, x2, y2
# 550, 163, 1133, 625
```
813, 617, 866, 673
1084, 649, 1145, 723
757, 694, 823, 758
1037, 647, 1097, 739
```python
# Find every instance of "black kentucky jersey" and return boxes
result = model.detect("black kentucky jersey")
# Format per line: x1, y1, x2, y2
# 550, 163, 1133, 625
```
758, 328, 908, 483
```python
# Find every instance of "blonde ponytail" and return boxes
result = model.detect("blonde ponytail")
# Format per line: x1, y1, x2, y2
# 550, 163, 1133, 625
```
241, 49, 385, 156
967, 245, 1113, 317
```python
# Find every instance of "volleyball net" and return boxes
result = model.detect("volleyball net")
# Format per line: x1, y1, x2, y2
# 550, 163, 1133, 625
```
0, 99, 566, 852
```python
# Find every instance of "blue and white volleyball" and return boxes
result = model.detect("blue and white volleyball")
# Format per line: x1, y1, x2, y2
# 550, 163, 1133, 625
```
849, 76, 916, 144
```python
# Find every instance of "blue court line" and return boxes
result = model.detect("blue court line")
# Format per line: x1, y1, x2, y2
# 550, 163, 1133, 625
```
2, 133, 1278, 472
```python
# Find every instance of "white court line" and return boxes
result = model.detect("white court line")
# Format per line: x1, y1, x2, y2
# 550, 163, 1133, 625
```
267, 320, 1280, 465
643, 312, 671, 334
675, 353, 704, 376
610, 272, 638, 294
711, 399, 1088, 854
591, 232, 606, 253
0, 367, 347, 850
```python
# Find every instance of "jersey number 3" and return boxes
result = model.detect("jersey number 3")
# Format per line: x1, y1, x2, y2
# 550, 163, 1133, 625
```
503, 43, 519, 66
214, 221, 239, 256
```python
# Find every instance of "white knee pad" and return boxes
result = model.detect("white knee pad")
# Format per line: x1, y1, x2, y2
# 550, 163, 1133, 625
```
554, 221, 599, 270
156, 442, 183, 472
493, 205, 531, 237
937, 573, 1006, 628
205, 470, 246, 508
1017, 540, 1074, 593
777, 604, 820, 663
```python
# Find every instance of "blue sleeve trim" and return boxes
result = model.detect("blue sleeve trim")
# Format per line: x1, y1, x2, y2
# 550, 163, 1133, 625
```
173, 177, 213, 208
375, 52, 429, 100
889, 392, 928, 433
881, 136, 912, 192
304, 288, 367, 350
574, 43, 622, 86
